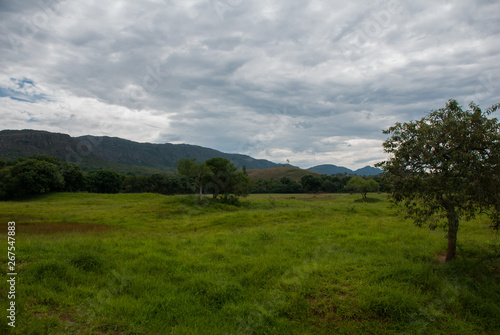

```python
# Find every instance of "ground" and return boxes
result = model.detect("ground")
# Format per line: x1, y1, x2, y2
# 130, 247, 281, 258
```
0, 193, 499, 334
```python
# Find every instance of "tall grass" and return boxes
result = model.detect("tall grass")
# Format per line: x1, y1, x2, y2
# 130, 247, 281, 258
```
0, 193, 499, 334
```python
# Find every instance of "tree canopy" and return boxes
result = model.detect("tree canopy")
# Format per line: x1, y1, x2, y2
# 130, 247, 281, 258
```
204, 157, 249, 199
177, 158, 212, 201
177, 157, 249, 202
377, 99, 500, 262
344, 176, 379, 199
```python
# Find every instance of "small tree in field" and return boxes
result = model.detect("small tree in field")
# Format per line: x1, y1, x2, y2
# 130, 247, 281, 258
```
344, 176, 379, 199
204, 157, 249, 199
377, 99, 500, 262
177, 158, 212, 201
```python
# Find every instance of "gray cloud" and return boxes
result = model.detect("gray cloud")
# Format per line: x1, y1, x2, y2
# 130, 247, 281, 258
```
1, 0, 499, 169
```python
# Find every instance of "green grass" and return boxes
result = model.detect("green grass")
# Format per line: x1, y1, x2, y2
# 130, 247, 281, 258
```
1, 193, 499, 334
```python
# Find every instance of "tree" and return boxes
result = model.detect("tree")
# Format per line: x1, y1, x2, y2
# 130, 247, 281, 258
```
62, 163, 85, 192
376, 99, 500, 262
177, 158, 212, 201
204, 157, 249, 199
344, 176, 379, 199
301, 175, 322, 193
9, 159, 65, 198
87, 170, 123, 193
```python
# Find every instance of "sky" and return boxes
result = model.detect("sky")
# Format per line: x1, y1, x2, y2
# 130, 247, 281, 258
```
1, 0, 499, 170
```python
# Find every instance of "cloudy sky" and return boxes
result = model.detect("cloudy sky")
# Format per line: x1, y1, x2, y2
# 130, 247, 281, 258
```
1, 0, 499, 169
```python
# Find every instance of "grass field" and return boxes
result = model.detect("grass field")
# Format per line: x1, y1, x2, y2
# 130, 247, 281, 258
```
1, 193, 499, 334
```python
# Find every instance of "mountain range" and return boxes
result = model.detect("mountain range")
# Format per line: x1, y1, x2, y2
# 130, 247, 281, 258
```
307, 164, 383, 176
0, 129, 382, 175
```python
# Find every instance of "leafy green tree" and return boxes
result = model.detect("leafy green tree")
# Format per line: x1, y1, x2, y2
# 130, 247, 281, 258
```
177, 158, 212, 200
301, 175, 322, 193
62, 163, 85, 192
87, 170, 123, 194
123, 175, 149, 193
344, 176, 379, 199
0, 166, 14, 199
31, 154, 64, 166
377, 99, 500, 262
6, 159, 65, 198
204, 157, 249, 199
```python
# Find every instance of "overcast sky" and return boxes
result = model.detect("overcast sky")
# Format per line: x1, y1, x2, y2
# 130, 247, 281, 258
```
1, 0, 499, 169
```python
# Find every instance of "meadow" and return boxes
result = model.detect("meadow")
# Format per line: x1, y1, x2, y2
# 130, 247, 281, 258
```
1, 192, 499, 334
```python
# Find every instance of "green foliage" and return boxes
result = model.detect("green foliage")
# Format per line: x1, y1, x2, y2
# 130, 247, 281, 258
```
177, 158, 212, 200
377, 99, 500, 261
251, 177, 303, 193
204, 157, 250, 198
1, 193, 499, 334
344, 176, 379, 199
87, 170, 123, 193
178, 157, 249, 201
300, 175, 322, 192
247, 166, 321, 182
0, 158, 65, 199
251, 174, 359, 194
0, 156, 89, 199
61, 163, 85, 192
123, 174, 194, 194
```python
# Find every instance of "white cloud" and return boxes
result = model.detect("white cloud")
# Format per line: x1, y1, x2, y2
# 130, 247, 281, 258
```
1, 0, 499, 169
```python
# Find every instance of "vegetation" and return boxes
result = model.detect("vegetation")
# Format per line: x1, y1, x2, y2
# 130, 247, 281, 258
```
0, 129, 281, 172
0, 156, 197, 200
344, 176, 379, 200
301, 175, 323, 193
246, 166, 322, 182
177, 158, 213, 200
203, 157, 250, 199
378, 99, 500, 262
86, 170, 123, 194
250, 173, 380, 195
0, 156, 75, 199
0, 193, 499, 334
123, 174, 193, 195
0, 155, 384, 201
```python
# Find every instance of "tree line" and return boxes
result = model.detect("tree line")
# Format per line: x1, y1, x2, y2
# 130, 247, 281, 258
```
0, 155, 383, 200
0, 155, 195, 200
252, 174, 382, 196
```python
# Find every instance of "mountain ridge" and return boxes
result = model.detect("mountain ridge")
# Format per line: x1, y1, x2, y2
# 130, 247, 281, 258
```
0, 129, 382, 176
307, 164, 382, 176
0, 129, 291, 173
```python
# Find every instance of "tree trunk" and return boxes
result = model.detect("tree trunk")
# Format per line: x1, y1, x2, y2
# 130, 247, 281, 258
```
445, 205, 459, 262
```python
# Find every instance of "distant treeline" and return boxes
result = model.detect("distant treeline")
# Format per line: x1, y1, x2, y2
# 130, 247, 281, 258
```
0, 155, 383, 200
251, 174, 384, 194
0, 156, 195, 200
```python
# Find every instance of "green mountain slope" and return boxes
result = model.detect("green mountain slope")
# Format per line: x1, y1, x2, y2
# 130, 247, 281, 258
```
0, 129, 287, 173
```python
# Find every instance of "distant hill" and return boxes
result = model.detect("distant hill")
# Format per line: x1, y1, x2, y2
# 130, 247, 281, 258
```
307, 164, 382, 176
354, 166, 383, 176
247, 167, 322, 182
307, 164, 352, 175
0, 129, 290, 173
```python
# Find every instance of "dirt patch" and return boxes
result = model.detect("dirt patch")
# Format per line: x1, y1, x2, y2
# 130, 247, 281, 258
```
15, 222, 114, 234
436, 253, 446, 264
